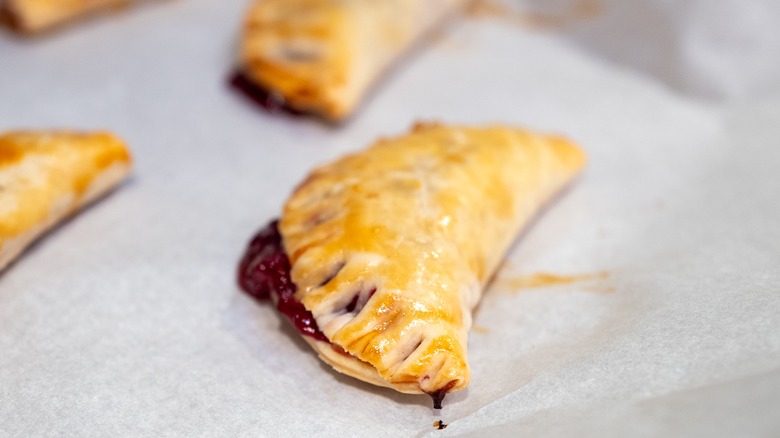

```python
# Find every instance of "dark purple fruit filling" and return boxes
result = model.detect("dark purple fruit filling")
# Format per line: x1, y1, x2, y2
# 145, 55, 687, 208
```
344, 288, 376, 313
238, 220, 327, 342
228, 71, 307, 117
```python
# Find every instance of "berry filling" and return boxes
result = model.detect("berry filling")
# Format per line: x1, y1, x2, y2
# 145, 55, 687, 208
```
229, 71, 307, 117
237, 220, 327, 342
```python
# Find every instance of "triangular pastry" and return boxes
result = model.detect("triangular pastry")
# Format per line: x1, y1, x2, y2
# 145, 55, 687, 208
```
0, 131, 132, 271
3, 0, 141, 33
238, 123, 585, 405
239, 0, 470, 120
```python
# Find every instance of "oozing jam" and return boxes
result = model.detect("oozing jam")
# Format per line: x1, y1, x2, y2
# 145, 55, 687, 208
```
228, 71, 307, 117
429, 390, 447, 410
0, 4, 18, 30
238, 220, 327, 342
427, 379, 458, 410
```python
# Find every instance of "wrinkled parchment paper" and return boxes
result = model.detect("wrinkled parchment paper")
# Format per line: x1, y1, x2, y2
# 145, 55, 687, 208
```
1, 1, 779, 436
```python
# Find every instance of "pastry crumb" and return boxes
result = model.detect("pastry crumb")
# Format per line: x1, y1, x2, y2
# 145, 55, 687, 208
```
434, 420, 448, 430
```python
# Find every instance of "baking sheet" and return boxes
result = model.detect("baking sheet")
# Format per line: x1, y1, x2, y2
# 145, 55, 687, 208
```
1, 0, 779, 436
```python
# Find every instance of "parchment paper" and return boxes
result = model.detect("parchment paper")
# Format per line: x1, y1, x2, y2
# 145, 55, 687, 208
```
1, 1, 779, 436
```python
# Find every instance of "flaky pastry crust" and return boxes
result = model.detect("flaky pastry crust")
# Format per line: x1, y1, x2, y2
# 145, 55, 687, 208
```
240, 0, 470, 120
279, 123, 586, 395
0, 131, 132, 271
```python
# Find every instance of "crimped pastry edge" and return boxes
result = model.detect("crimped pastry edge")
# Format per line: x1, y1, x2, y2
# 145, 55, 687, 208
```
303, 337, 426, 394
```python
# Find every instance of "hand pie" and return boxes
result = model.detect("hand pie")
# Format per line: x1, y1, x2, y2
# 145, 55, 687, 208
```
0, 131, 131, 272
239, 0, 470, 121
238, 123, 586, 405
3, 0, 140, 33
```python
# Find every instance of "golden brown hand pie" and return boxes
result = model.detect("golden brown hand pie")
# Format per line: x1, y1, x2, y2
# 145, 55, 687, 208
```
4, 0, 139, 33
239, 0, 470, 121
0, 131, 132, 271
238, 123, 586, 405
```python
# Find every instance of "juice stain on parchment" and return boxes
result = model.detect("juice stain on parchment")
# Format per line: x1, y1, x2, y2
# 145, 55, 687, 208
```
435, 0, 602, 52
475, 271, 612, 334
465, 0, 602, 30
492, 269, 613, 294
471, 324, 490, 334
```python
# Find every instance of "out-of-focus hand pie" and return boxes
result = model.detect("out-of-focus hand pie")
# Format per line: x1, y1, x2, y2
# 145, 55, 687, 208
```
239, 0, 470, 121
4, 0, 144, 33
238, 123, 585, 405
0, 131, 132, 271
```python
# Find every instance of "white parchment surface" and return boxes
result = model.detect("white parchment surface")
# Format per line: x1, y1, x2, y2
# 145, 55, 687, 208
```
1, 1, 779, 436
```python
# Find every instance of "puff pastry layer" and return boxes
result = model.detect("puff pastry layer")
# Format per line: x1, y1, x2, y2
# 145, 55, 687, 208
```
4, 0, 137, 33
240, 0, 469, 120
0, 131, 131, 271
241, 123, 585, 400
